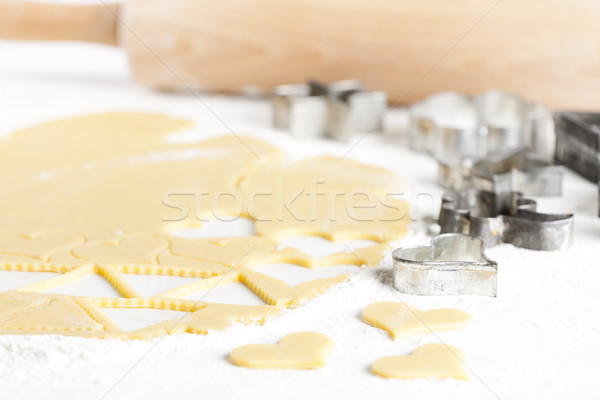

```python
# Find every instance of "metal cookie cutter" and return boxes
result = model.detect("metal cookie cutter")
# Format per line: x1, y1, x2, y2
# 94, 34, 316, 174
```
439, 148, 565, 195
554, 111, 600, 183
319, 80, 388, 142
410, 91, 540, 160
438, 149, 565, 195
409, 92, 481, 160
272, 83, 328, 139
439, 189, 574, 251
471, 149, 564, 196
272, 80, 387, 141
475, 91, 531, 154
392, 233, 497, 297
410, 91, 555, 191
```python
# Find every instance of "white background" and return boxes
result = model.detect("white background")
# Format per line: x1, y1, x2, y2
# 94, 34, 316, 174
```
0, 8, 599, 400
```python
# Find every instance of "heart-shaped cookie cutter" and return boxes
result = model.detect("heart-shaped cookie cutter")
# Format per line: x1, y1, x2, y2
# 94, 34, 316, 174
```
439, 189, 574, 250
392, 233, 497, 297
272, 79, 387, 141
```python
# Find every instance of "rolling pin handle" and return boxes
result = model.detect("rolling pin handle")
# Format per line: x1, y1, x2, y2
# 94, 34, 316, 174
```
0, 1, 120, 46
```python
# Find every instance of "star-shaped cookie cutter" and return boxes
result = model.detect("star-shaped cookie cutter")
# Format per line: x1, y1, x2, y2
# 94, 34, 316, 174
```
409, 91, 556, 193
272, 79, 387, 141
409, 92, 482, 159
409, 91, 550, 161
392, 233, 498, 297
439, 189, 574, 250
438, 148, 565, 195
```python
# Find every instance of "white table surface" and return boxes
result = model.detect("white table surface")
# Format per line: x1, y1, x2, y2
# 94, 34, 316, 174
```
0, 38, 599, 400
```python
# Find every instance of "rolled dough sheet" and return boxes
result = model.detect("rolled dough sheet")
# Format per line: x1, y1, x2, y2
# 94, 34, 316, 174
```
0, 112, 409, 339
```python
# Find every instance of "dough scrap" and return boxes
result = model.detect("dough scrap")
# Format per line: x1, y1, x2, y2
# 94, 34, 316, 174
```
0, 112, 410, 339
105, 303, 285, 339
362, 302, 472, 339
0, 291, 103, 332
372, 343, 469, 380
175, 303, 284, 335
230, 332, 334, 369
240, 268, 351, 307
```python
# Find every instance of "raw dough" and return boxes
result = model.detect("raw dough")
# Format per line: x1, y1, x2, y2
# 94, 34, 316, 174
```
362, 302, 472, 339
0, 291, 104, 333
240, 268, 352, 307
372, 343, 469, 380
230, 332, 334, 369
0, 290, 284, 339
0, 112, 409, 339
240, 156, 409, 242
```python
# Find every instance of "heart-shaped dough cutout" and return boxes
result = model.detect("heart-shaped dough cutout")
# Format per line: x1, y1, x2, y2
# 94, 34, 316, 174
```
230, 331, 334, 369
362, 301, 472, 339
372, 343, 469, 380
0, 231, 84, 261
72, 234, 169, 264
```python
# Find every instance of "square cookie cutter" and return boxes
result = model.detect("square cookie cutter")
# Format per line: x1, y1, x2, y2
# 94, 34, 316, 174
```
392, 233, 497, 297
554, 111, 600, 183
272, 83, 328, 139
272, 80, 387, 141
439, 189, 574, 251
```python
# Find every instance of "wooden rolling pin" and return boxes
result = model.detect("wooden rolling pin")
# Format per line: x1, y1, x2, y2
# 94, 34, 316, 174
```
1, 0, 600, 110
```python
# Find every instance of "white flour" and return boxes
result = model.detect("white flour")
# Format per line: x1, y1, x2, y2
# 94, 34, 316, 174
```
0, 40, 599, 400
